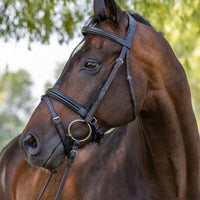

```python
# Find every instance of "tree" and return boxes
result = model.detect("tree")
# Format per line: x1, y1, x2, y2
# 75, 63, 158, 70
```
0, 0, 92, 44
0, 0, 199, 128
0, 67, 34, 150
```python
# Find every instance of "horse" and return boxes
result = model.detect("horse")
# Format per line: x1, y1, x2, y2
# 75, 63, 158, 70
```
1, 0, 200, 199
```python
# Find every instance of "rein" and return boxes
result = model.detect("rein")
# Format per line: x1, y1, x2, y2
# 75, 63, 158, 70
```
38, 13, 136, 199
37, 140, 79, 200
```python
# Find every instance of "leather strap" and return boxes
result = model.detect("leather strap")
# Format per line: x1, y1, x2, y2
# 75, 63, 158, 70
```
55, 140, 80, 200
44, 90, 104, 144
47, 88, 87, 118
82, 14, 136, 49
43, 96, 72, 157
42, 14, 137, 152
83, 14, 137, 120
84, 46, 127, 122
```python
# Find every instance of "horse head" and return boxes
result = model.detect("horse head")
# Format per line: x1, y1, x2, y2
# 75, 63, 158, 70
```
19, 0, 141, 170
20, 0, 198, 176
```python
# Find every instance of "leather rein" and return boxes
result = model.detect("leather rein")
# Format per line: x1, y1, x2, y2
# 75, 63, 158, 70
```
38, 14, 136, 200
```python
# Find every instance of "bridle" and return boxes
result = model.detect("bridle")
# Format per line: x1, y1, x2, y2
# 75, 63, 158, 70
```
39, 13, 137, 200
42, 14, 136, 155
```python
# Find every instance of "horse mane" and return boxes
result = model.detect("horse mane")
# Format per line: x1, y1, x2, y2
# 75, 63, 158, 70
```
128, 11, 153, 28
129, 12, 164, 35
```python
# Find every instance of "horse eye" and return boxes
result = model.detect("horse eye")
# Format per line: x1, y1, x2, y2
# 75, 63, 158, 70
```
85, 59, 99, 70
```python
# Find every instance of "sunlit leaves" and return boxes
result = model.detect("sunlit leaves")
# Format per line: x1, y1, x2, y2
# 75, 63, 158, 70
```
0, 0, 90, 44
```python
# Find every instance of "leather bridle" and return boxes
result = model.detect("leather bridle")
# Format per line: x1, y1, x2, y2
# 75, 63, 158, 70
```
39, 13, 137, 200
42, 14, 136, 155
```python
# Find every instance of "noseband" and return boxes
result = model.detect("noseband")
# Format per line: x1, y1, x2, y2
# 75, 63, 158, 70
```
39, 13, 137, 200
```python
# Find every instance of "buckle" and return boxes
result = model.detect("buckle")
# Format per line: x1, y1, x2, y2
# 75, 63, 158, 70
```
116, 58, 124, 65
52, 116, 61, 126
127, 75, 132, 80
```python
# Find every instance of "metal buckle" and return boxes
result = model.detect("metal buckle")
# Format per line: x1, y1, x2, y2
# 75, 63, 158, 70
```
116, 58, 124, 65
91, 117, 98, 124
52, 116, 61, 126
127, 75, 132, 80
67, 119, 92, 142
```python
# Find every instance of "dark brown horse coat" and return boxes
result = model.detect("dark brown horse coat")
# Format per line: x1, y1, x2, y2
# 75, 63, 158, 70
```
0, 0, 200, 199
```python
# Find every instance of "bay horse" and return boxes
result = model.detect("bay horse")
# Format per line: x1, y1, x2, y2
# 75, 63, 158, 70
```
1, 0, 200, 199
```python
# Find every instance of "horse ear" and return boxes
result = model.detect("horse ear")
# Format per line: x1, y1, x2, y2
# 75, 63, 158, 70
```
93, 0, 123, 25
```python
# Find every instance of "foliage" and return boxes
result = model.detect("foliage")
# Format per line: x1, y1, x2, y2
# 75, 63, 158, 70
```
1, 0, 199, 44
0, 68, 34, 150
0, 0, 92, 44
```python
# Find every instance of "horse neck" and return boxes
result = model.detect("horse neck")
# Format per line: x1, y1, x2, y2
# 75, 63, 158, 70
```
128, 31, 200, 198
122, 99, 200, 199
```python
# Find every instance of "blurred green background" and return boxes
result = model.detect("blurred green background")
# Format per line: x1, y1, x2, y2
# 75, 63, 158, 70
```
0, 0, 199, 151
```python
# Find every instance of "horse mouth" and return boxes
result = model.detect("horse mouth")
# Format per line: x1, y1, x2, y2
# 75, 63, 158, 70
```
42, 153, 65, 170
41, 139, 65, 170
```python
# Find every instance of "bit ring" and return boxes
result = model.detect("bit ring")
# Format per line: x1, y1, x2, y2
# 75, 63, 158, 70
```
67, 119, 92, 142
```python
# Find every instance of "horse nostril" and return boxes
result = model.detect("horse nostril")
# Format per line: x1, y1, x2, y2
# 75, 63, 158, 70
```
22, 133, 40, 156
